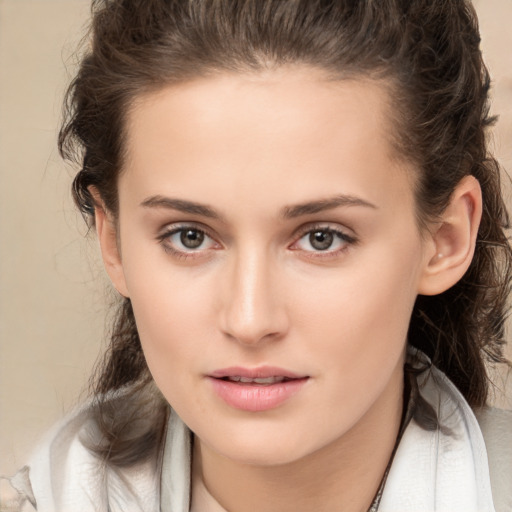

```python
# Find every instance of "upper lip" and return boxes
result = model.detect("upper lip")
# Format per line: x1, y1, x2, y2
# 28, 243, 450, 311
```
209, 366, 307, 379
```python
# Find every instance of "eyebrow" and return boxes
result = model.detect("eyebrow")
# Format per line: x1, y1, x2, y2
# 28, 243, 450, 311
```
140, 194, 377, 221
141, 196, 223, 219
281, 195, 377, 218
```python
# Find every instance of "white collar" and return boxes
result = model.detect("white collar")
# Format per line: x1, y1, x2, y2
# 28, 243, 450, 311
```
379, 349, 495, 511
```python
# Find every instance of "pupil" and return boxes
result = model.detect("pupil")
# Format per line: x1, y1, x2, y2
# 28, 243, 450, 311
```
310, 230, 333, 251
181, 229, 204, 249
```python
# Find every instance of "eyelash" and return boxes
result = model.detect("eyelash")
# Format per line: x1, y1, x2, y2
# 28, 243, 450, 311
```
292, 224, 358, 259
156, 224, 218, 261
156, 223, 358, 261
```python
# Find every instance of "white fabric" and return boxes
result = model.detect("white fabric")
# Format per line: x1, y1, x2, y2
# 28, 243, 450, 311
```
379, 360, 495, 511
475, 406, 512, 512
160, 408, 191, 512
2, 351, 507, 512
2, 405, 161, 512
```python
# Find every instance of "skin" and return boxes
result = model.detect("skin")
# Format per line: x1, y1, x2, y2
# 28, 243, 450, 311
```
93, 67, 482, 512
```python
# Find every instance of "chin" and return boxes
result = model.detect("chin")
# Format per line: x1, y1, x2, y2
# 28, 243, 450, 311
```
201, 425, 329, 467
223, 444, 308, 467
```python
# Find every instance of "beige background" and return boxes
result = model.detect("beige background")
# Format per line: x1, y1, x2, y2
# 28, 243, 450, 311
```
1, 0, 511, 476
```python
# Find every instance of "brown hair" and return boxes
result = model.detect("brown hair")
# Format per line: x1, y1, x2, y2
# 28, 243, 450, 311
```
60, 0, 511, 465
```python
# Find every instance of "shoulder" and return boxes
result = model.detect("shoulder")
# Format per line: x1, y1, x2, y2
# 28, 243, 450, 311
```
2, 403, 110, 512
2, 392, 166, 512
383, 348, 501, 511
474, 406, 512, 512
423, 361, 512, 512
425, 361, 512, 511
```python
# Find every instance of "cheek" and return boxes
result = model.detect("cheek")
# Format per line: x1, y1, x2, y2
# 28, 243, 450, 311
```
129, 285, 210, 414
294, 244, 422, 387
120, 252, 214, 389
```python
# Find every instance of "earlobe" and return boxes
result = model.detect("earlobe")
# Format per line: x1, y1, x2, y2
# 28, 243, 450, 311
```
88, 187, 130, 298
418, 175, 482, 296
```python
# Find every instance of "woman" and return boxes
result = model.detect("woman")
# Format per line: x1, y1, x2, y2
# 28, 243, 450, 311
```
2, 0, 512, 511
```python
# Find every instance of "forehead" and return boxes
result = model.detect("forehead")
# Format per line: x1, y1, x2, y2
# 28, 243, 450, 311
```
126, 67, 397, 153
121, 68, 414, 217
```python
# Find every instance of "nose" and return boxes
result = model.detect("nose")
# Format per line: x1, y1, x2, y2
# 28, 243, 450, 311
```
218, 248, 289, 346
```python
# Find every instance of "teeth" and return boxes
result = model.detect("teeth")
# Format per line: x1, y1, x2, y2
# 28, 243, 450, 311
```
226, 376, 286, 384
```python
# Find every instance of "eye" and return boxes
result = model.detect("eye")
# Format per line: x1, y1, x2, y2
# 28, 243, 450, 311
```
157, 225, 219, 259
291, 225, 357, 257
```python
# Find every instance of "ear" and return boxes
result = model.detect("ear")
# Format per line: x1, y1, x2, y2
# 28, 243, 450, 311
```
418, 175, 482, 296
88, 186, 130, 298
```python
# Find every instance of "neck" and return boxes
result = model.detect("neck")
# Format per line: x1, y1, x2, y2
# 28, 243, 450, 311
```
193, 367, 405, 512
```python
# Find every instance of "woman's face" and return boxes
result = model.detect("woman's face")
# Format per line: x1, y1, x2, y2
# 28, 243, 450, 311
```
113, 68, 434, 465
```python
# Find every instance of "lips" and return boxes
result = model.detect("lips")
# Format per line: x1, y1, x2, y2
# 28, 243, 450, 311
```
222, 375, 289, 384
208, 366, 309, 411
210, 366, 306, 380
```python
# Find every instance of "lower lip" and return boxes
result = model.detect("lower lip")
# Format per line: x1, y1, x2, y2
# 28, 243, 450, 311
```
208, 377, 309, 412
